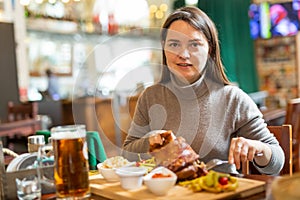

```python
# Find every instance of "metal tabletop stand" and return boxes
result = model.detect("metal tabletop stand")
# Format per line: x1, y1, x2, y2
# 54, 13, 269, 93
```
0, 139, 54, 199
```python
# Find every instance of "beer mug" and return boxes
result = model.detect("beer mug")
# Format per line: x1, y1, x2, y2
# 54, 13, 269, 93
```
39, 125, 90, 199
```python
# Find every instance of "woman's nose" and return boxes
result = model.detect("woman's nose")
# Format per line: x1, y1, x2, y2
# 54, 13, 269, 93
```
178, 48, 190, 59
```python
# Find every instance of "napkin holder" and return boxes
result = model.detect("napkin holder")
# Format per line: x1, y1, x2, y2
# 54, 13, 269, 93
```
0, 141, 55, 199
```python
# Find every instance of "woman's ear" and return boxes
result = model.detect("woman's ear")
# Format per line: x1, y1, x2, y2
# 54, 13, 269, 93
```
208, 47, 212, 55
208, 47, 215, 60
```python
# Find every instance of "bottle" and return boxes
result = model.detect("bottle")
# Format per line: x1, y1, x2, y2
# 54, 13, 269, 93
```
27, 135, 45, 153
108, 13, 118, 35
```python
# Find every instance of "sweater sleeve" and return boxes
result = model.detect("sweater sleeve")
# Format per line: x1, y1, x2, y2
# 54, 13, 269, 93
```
123, 126, 151, 153
122, 89, 152, 153
232, 87, 284, 175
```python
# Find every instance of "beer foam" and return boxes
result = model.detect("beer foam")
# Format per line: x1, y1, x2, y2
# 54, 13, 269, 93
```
51, 131, 85, 140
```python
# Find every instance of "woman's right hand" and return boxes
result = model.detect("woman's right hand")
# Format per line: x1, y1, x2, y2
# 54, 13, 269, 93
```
228, 137, 271, 170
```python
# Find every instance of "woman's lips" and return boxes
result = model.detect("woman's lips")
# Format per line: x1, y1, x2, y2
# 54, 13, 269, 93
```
177, 63, 192, 67
177, 63, 193, 68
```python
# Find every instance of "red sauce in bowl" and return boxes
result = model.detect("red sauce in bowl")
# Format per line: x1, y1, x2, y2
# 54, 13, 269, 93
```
152, 173, 172, 178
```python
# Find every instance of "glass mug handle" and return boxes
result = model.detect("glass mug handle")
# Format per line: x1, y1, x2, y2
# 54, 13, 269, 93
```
37, 141, 55, 188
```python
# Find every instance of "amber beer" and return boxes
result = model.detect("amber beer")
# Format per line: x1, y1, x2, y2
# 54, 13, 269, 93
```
51, 125, 90, 199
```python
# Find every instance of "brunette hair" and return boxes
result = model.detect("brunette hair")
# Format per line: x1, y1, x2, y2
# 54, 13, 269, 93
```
159, 6, 231, 85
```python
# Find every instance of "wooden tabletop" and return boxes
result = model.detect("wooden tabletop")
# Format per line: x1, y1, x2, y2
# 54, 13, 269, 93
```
239, 174, 276, 200
91, 174, 266, 199
41, 174, 276, 200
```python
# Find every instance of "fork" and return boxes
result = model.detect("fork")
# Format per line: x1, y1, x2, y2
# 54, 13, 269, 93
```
205, 159, 228, 170
205, 153, 263, 170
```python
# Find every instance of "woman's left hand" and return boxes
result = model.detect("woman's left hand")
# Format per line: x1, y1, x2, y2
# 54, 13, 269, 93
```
228, 137, 271, 170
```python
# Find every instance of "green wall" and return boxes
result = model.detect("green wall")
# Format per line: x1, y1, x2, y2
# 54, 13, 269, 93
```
173, 0, 258, 92
197, 0, 258, 93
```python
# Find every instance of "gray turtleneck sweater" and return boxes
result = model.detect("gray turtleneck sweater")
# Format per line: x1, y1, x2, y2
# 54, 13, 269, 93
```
122, 73, 284, 175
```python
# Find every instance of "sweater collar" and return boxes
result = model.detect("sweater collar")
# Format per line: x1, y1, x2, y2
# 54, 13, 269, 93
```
167, 72, 208, 100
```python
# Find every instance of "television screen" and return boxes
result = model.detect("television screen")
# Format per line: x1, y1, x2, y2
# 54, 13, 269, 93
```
260, 2, 272, 39
248, 0, 300, 39
270, 1, 300, 37
248, 2, 271, 39
248, 3, 261, 39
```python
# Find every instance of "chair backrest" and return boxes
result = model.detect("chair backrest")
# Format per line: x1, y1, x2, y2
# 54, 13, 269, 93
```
7, 101, 38, 122
285, 98, 300, 141
268, 125, 293, 176
284, 98, 300, 172
242, 124, 293, 176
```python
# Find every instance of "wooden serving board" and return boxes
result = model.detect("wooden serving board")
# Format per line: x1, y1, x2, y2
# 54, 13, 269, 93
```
89, 174, 266, 200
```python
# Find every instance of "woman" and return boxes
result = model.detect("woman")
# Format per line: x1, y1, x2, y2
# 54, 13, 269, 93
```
45, 68, 60, 100
123, 6, 284, 175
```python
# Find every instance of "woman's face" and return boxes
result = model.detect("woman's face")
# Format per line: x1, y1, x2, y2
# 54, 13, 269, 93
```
164, 20, 209, 84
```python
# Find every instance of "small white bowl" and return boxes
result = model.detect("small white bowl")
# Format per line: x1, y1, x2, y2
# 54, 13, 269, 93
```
97, 163, 119, 182
115, 166, 147, 190
143, 166, 177, 196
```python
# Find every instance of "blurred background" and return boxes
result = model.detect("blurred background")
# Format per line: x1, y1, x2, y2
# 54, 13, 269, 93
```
0, 0, 298, 156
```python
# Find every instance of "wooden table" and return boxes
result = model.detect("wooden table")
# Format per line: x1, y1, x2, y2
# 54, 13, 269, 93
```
0, 118, 42, 157
91, 173, 276, 200
0, 119, 41, 137
239, 174, 275, 200
41, 174, 276, 200
261, 108, 286, 126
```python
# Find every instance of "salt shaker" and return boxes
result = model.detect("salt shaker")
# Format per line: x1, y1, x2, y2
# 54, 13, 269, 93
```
27, 135, 45, 153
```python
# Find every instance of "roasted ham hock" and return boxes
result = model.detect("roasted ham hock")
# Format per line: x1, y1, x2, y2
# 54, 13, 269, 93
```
149, 130, 208, 181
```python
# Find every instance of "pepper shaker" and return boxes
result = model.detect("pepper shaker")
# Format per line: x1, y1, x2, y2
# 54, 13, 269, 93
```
27, 135, 45, 153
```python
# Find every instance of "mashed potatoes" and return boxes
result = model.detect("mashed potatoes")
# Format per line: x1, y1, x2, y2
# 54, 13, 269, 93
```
102, 156, 131, 168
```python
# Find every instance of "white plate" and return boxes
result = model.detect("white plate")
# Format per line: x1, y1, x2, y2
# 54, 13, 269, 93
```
6, 153, 30, 172
16, 153, 38, 170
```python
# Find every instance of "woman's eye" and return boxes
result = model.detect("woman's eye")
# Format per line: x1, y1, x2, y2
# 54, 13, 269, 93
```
190, 42, 200, 48
168, 42, 179, 48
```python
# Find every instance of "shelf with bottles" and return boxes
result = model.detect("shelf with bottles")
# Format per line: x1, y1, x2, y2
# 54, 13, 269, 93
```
23, 0, 163, 37
255, 34, 300, 108
26, 21, 162, 102
26, 17, 160, 41
26, 11, 161, 77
